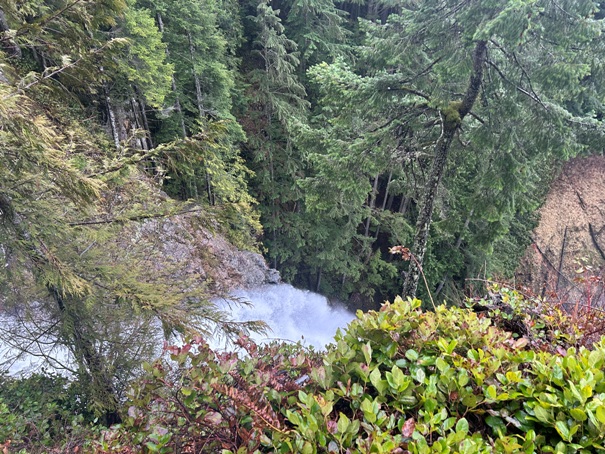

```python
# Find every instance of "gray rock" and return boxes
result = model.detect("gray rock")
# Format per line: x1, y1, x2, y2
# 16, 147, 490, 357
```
266, 268, 281, 284
131, 213, 276, 294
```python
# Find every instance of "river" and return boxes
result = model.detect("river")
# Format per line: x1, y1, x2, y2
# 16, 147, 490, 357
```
1, 283, 355, 375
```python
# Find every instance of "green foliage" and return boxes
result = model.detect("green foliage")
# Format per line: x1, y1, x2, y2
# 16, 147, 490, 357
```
140, 0, 237, 125
280, 0, 605, 301
98, 288, 605, 452
0, 1, 261, 425
114, 1, 173, 107
280, 0, 350, 68
160, 120, 262, 248
0, 372, 97, 452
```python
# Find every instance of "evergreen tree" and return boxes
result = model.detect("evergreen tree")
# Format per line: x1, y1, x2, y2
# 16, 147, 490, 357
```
282, 0, 350, 70
239, 0, 310, 271
300, 0, 605, 301
0, 0, 263, 421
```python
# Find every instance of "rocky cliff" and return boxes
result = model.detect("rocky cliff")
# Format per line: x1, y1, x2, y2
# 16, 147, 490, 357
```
136, 212, 279, 296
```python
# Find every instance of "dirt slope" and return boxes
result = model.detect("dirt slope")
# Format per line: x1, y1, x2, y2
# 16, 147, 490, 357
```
518, 155, 605, 296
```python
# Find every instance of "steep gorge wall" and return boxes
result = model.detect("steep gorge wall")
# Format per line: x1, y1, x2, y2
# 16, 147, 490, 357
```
135, 213, 279, 295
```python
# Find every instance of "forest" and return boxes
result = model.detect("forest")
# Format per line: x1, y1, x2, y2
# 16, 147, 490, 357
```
2, 0, 605, 452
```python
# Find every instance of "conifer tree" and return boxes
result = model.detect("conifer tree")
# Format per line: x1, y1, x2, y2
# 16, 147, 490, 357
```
282, 0, 349, 69
302, 0, 605, 300
0, 0, 263, 421
239, 0, 310, 271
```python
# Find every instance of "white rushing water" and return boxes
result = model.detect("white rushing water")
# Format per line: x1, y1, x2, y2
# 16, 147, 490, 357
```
213, 283, 355, 351
1, 283, 355, 375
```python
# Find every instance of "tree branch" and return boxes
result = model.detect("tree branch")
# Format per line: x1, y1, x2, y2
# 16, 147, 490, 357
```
487, 40, 549, 110
14, 0, 86, 38
68, 207, 205, 227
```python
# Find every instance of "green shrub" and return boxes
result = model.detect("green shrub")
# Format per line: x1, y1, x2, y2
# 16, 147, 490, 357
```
0, 371, 96, 453
97, 289, 605, 453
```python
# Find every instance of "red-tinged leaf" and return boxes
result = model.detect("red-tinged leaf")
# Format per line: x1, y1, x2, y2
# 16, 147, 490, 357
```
327, 419, 338, 434
402, 417, 415, 437
512, 337, 529, 349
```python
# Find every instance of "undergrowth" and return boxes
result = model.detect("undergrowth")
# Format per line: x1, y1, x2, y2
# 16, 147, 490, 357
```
4, 285, 605, 453
90, 286, 605, 453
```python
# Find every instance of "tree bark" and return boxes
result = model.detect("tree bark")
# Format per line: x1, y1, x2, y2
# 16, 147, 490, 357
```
402, 41, 487, 298
381, 170, 392, 211
138, 97, 153, 149
156, 13, 187, 138
365, 173, 379, 237
130, 97, 147, 150
188, 32, 205, 118
105, 89, 120, 150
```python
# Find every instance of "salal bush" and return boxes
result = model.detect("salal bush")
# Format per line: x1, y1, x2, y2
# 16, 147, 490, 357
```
97, 291, 605, 453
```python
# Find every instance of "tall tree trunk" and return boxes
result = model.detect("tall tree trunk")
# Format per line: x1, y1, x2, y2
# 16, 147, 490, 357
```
403, 41, 486, 298
188, 32, 205, 118
137, 95, 153, 149
105, 88, 120, 150
156, 13, 187, 138
50, 287, 120, 425
398, 195, 409, 215
173, 74, 187, 138
381, 170, 392, 211
130, 97, 147, 150
205, 171, 212, 204
365, 174, 379, 237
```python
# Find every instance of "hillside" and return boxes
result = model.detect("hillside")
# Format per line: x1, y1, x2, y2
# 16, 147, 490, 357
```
3, 0, 605, 451
519, 155, 605, 303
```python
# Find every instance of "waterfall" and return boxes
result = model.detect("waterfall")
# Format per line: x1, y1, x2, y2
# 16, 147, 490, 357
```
1, 284, 355, 375
213, 283, 355, 351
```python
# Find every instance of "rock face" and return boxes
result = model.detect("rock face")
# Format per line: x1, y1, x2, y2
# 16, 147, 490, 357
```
224, 250, 281, 289
135, 213, 279, 295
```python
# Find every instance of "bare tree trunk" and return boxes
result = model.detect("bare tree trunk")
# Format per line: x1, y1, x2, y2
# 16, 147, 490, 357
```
139, 98, 153, 148
205, 172, 212, 204
137, 96, 151, 139
556, 226, 568, 291
381, 170, 392, 211
403, 41, 487, 298
365, 174, 380, 237
398, 195, 409, 215
386, 193, 395, 211
188, 32, 205, 118
174, 76, 187, 138
589, 223, 605, 261
130, 97, 147, 150
105, 89, 120, 150
156, 13, 187, 138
